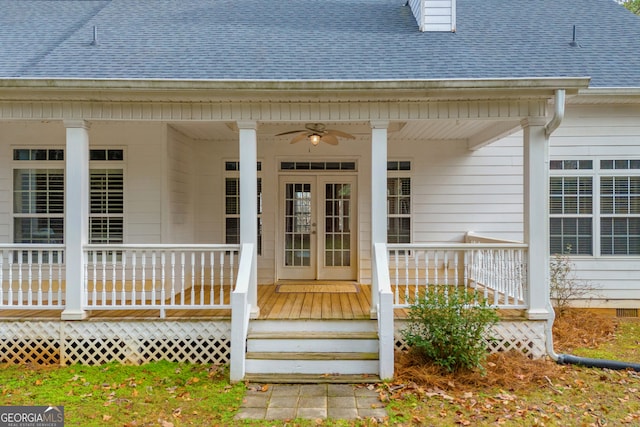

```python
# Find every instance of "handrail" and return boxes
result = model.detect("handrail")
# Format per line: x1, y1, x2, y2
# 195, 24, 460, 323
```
388, 242, 528, 250
84, 243, 239, 250
0, 244, 65, 249
465, 232, 525, 245
230, 243, 254, 383
374, 242, 394, 380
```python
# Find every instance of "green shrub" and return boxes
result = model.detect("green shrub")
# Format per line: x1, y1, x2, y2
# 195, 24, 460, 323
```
401, 286, 499, 372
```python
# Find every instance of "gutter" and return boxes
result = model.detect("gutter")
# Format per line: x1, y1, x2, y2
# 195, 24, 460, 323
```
543, 89, 640, 371
544, 89, 565, 138
0, 77, 591, 103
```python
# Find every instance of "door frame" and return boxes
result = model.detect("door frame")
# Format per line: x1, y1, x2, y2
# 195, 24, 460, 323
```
276, 173, 358, 281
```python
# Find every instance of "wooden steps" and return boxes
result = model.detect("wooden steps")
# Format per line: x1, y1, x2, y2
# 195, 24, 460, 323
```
244, 373, 381, 384
244, 320, 380, 380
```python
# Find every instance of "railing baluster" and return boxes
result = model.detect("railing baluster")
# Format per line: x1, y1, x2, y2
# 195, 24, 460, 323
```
8, 250, 14, 307
161, 252, 166, 317
393, 250, 399, 305
171, 252, 176, 306
108, 250, 115, 306
131, 251, 137, 307
211, 251, 217, 305
219, 251, 225, 295
151, 252, 157, 306
229, 251, 235, 289
190, 252, 195, 306
141, 252, 146, 306
121, 251, 127, 305
200, 252, 205, 305
16, 250, 23, 306
46, 250, 53, 306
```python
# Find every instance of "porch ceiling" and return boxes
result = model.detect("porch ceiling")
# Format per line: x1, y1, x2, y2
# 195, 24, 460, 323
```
169, 119, 521, 144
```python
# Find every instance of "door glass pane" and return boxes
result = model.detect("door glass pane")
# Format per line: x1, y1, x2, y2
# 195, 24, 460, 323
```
324, 183, 351, 267
284, 183, 311, 266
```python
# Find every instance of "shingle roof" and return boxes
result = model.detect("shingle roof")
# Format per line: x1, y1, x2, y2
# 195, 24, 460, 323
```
1, 0, 638, 87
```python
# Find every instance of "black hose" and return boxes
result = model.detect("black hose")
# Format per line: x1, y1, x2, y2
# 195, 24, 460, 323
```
557, 354, 640, 372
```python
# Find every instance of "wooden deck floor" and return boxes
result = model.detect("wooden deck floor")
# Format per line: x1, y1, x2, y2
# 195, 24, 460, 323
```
0, 284, 524, 321
257, 284, 372, 320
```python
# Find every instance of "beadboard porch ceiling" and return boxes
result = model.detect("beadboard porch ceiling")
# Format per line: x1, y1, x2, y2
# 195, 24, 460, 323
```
168, 120, 519, 143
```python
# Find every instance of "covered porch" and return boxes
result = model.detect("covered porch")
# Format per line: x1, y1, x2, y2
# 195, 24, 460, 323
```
0, 78, 590, 380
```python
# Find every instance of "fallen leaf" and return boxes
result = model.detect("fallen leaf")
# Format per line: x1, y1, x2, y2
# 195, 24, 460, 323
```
102, 415, 112, 421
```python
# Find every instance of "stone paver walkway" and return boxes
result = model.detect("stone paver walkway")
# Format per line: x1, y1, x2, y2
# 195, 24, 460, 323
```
235, 383, 388, 421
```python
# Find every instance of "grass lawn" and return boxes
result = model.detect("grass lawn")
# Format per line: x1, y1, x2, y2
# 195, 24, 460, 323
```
0, 313, 639, 426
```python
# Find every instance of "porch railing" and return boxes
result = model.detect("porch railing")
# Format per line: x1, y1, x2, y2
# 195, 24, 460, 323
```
0, 244, 65, 309
230, 243, 254, 383
387, 242, 528, 309
83, 244, 240, 316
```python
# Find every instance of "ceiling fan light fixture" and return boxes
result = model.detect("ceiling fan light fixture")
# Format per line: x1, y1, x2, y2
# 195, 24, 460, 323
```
309, 134, 321, 146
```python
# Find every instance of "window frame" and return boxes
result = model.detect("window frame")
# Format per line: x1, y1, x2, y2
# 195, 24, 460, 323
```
223, 160, 263, 255
550, 158, 640, 257
12, 147, 125, 246
387, 160, 412, 245
89, 149, 125, 244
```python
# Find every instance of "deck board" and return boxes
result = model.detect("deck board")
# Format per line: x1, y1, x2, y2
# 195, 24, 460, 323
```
0, 284, 525, 321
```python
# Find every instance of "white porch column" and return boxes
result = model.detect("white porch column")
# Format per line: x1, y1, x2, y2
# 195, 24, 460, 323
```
370, 120, 389, 313
238, 120, 259, 317
522, 118, 552, 320
61, 120, 89, 320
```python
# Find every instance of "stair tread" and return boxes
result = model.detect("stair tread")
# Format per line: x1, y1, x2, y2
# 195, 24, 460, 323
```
246, 351, 379, 360
244, 373, 381, 384
248, 331, 378, 340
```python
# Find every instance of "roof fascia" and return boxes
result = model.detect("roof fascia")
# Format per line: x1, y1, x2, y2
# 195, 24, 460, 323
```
0, 77, 590, 102
570, 87, 640, 104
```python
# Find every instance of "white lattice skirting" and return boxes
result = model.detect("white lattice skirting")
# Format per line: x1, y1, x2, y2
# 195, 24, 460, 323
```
0, 321, 231, 365
1, 319, 546, 366
394, 319, 547, 359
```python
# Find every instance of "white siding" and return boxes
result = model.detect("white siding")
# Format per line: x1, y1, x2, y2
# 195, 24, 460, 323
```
0, 121, 66, 243
0, 121, 166, 245
390, 134, 524, 243
166, 126, 195, 243
90, 122, 165, 244
408, 0, 456, 32
548, 104, 640, 305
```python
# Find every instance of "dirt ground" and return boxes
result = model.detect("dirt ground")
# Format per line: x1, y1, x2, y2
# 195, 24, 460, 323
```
393, 309, 618, 393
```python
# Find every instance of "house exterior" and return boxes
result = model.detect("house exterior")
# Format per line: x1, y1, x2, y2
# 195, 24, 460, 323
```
0, 0, 638, 381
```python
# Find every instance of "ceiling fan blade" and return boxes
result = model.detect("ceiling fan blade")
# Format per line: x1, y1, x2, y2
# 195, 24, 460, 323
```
326, 130, 355, 139
290, 133, 309, 144
321, 134, 339, 145
275, 129, 307, 136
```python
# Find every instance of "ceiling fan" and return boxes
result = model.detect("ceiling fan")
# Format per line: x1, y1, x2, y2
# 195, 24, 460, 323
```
275, 123, 356, 146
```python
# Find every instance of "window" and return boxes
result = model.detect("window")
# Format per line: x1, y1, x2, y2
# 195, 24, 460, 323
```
224, 161, 262, 254
387, 161, 411, 244
550, 159, 640, 256
549, 175, 593, 255
600, 161, 640, 255
89, 149, 124, 244
13, 148, 124, 245
13, 168, 65, 243
90, 169, 124, 244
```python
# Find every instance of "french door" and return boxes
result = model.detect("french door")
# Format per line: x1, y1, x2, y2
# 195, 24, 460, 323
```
278, 175, 356, 281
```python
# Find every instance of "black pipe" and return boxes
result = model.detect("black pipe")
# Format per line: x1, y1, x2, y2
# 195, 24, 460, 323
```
557, 354, 640, 372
